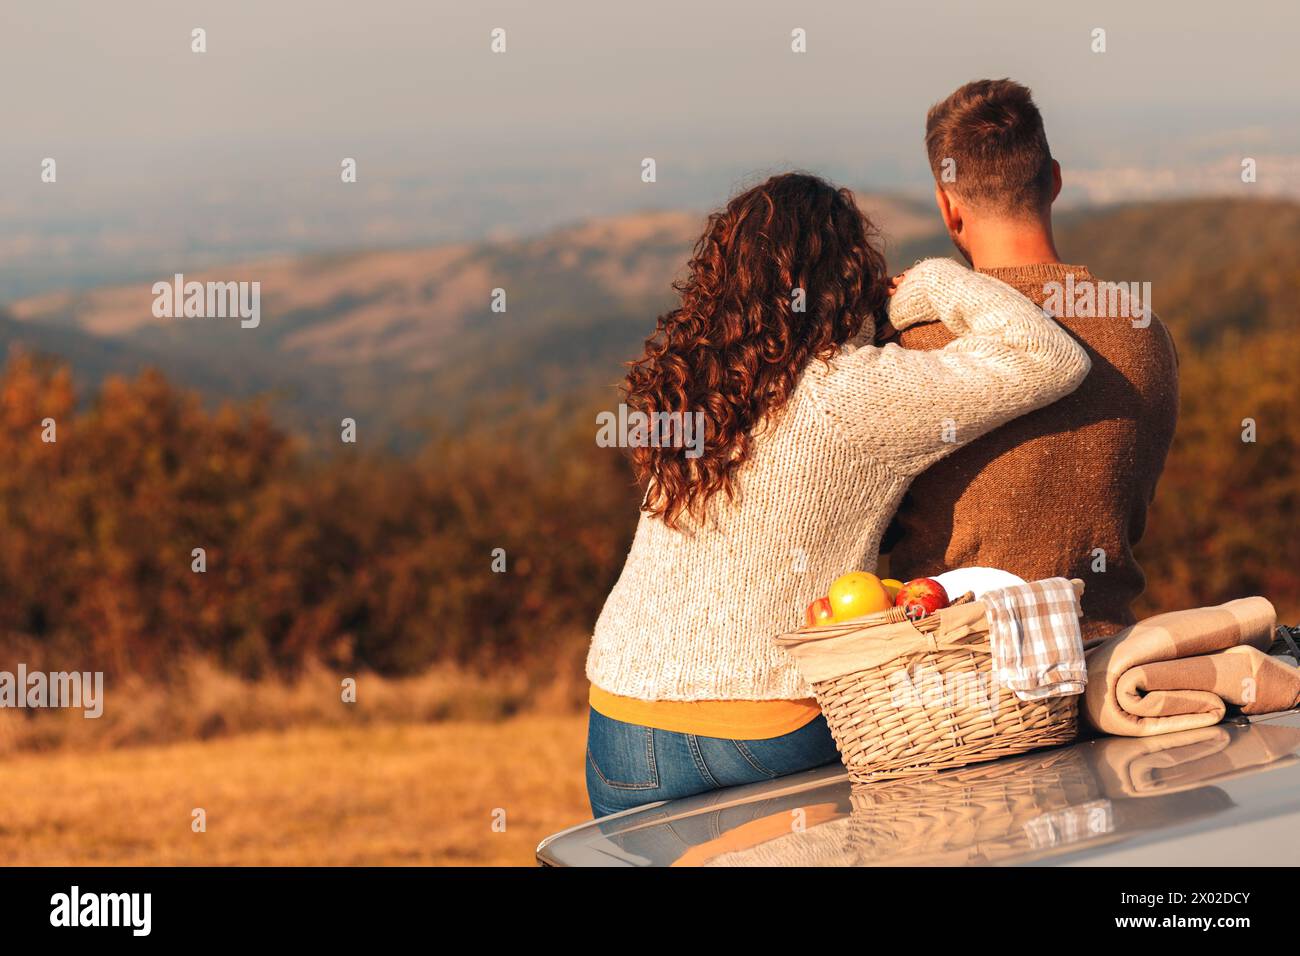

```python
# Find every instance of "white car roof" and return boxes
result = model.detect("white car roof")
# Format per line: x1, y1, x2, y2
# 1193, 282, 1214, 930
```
537, 709, 1300, 866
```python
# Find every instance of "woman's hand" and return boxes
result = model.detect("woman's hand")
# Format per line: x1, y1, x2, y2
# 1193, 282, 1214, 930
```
887, 270, 909, 296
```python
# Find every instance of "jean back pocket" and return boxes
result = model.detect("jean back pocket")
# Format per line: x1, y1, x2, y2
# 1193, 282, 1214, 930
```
586, 709, 659, 791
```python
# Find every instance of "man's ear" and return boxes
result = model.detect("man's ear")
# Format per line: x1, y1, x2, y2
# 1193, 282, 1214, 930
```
1049, 160, 1062, 204
935, 184, 962, 235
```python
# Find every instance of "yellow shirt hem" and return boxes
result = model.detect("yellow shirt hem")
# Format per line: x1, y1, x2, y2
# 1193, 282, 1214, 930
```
589, 684, 821, 740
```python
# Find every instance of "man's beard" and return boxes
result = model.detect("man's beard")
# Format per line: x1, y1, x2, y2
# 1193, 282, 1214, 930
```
949, 228, 973, 266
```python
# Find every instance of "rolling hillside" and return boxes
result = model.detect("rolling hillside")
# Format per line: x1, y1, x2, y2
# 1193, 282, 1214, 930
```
4, 195, 1295, 445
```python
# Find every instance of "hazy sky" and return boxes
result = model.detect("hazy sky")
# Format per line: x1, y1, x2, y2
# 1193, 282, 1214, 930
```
2, 0, 1297, 297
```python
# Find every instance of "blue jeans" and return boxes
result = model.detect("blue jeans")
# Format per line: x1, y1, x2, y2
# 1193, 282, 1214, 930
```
585, 706, 841, 818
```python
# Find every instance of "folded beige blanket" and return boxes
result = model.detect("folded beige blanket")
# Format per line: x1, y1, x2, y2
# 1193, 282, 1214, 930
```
1084, 597, 1300, 737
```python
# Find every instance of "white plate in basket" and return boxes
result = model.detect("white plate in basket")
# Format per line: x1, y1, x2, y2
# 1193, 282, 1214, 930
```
932, 567, 1026, 600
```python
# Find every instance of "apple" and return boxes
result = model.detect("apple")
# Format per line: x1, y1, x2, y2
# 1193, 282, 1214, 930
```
881, 578, 904, 601
805, 596, 835, 628
827, 571, 892, 622
894, 577, 950, 621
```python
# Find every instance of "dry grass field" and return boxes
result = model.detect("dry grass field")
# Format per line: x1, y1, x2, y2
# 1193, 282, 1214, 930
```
0, 714, 590, 866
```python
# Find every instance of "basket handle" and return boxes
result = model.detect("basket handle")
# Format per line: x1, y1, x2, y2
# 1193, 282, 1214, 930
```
775, 607, 941, 647
775, 591, 976, 647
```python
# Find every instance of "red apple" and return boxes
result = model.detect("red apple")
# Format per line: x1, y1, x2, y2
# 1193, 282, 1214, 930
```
894, 577, 949, 621
805, 596, 835, 628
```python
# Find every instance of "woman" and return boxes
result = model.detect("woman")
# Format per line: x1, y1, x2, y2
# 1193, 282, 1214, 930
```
584, 173, 1089, 817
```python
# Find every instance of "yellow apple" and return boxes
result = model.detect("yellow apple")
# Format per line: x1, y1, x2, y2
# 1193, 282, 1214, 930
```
827, 571, 892, 622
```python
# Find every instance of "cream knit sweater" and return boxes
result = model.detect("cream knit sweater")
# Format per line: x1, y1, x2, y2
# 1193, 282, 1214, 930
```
585, 258, 1091, 702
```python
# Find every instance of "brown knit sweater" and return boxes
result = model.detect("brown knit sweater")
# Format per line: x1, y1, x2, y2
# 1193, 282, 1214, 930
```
882, 263, 1179, 642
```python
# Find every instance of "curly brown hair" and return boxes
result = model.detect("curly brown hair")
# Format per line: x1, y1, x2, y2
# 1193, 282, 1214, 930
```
625, 172, 889, 529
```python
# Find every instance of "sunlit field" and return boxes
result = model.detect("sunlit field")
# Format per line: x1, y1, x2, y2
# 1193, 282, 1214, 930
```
0, 715, 589, 866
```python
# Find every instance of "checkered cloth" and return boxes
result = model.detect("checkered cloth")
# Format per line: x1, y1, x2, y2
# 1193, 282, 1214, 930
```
982, 577, 1087, 702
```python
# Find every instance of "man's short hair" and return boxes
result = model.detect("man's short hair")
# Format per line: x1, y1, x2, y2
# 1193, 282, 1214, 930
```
925, 78, 1054, 215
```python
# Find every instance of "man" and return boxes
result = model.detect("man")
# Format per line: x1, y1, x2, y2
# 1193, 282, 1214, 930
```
881, 78, 1179, 643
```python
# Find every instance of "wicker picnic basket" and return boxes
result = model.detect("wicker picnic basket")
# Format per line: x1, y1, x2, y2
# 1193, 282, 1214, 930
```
773, 581, 1083, 783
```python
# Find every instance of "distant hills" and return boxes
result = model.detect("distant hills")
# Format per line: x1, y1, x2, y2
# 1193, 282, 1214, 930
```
3, 195, 1295, 448
1054, 200, 1300, 346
